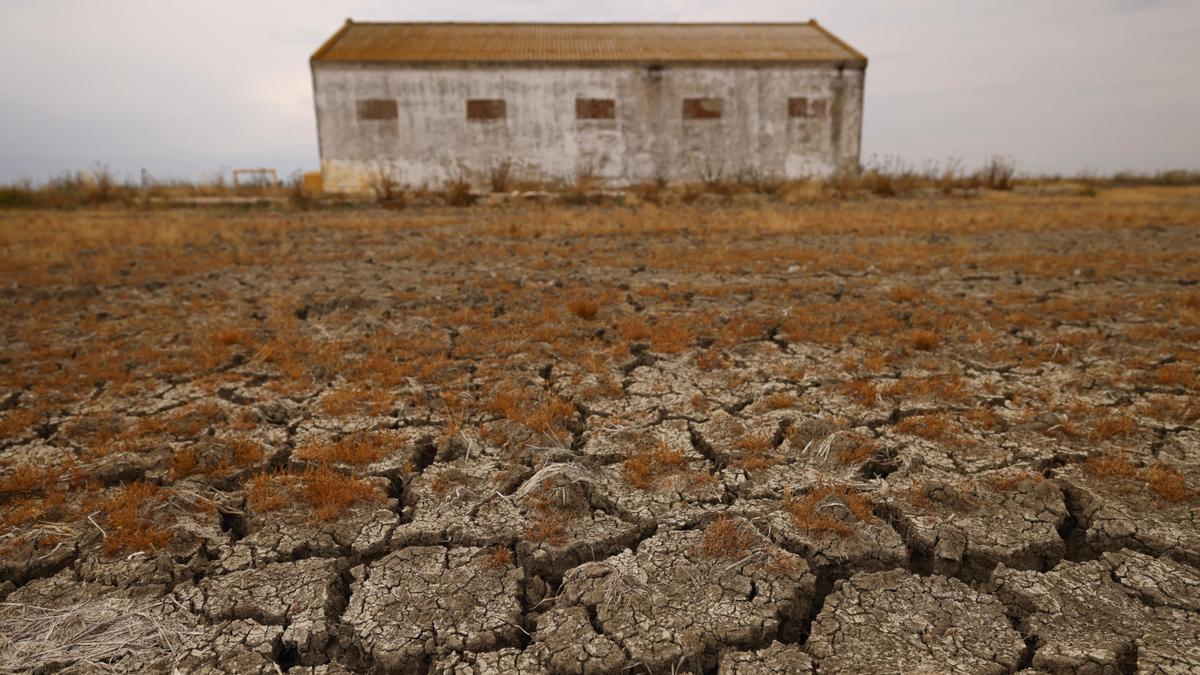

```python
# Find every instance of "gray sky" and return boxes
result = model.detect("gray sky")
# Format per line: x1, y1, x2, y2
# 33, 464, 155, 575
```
1, 0, 1198, 182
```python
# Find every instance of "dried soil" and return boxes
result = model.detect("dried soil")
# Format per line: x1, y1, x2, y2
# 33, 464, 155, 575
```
2, 190, 1199, 671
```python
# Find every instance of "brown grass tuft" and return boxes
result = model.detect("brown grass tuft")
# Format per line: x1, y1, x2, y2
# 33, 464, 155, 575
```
97, 482, 173, 556
987, 470, 1044, 492
616, 316, 651, 342
295, 431, 405, 466
895, 414, 950, 441
1154, 364, 1198, 389
839, 435, 878, 466
524, 510, 572, 547
0, 408, 41, 440
482, 546, 514, 569
762, 391, 797, 410
1141, 465, 1196, 503
841, 378, 880, 407
621, 440, 712, 491
785, 483, 875, 538
247, 467, 384, 520
1084, 454, 1140, 480
1090, 414, 1137, 441
567, 295, 600, 320
301, 467, 385, 520
1085, 455, 1196, 503
167, 447, 199, 480
732, 429, 778, 471
699, 515, 759, 559
648, 319, 690, 354
909, 330, 941, 351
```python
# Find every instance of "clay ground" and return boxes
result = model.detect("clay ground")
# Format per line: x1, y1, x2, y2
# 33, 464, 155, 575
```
1, 188, 1199, 673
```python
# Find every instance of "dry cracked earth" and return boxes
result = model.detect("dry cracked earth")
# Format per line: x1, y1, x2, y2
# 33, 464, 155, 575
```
1, 189, 1199, 673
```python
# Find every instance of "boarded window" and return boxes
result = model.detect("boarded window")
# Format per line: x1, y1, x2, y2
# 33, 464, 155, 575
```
357, 99, 397, 121
789, 97, 828, 119
467, 99, 506, 121
576, 98, 616, 120
682, 98, 723, 120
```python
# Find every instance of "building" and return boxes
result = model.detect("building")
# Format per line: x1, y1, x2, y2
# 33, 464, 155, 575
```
310, 21, 867, 192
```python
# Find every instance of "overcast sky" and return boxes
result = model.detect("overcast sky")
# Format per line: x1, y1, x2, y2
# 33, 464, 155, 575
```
1, 0, 1197, 182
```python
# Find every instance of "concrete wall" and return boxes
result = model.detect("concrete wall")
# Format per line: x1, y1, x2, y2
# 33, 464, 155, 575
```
312, 62, 864, 192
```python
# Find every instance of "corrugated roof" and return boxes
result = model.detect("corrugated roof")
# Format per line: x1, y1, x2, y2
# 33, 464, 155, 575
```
311, 21, 866, 66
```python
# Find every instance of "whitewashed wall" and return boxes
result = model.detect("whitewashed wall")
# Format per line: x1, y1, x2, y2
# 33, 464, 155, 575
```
311, 62, 864, 192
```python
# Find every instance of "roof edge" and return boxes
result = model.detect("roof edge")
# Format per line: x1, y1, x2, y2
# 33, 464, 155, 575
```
329, 19, 823, 27
310, 19, 868, 66
310, 18, 354, 63
808, 20, 867, 66
311, 58, 868, 68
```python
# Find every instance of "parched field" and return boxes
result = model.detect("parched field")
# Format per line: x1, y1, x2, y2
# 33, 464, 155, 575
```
1, 188, 1199, 673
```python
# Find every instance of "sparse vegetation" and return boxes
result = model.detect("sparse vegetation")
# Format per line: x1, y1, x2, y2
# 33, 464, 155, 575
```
1, 180, 1198, 673
622, 439, 712, 492
247, 467, 385, 520
567, 295, 601, 320
698, 515, 759, 559
295, 431, 406, 466
1084, 455, 1196, 503
785, 483, 875, 538
95, 482, 174, 556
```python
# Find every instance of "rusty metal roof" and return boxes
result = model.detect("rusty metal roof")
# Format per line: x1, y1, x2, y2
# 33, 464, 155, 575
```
311, 21, 866, 66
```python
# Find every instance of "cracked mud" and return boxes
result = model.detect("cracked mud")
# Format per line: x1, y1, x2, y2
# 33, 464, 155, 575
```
2, 191, 1199, 672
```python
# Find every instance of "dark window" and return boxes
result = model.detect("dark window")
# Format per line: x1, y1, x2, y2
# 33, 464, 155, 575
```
790, 97, 827, 119
576, 98, 616, 120
682, 98, 723, 120
467, 99, 506, 121
357, 99, 397, 121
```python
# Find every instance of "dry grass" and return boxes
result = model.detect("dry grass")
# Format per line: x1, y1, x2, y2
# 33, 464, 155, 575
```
294, 431, 406, 466
839, 435, 878, 466
616, 316, 651, 342
908, 330, 941, 351
320, 386, 392, 417
95, 482, 173, 556
895, 414, 951, 441
247, 467, 385, 520
762, 391, 797, 410
1089, 414, 1138, 441
731, 429, 779, 471
1153, 364, 1198, 389
698, 515, 759, 559
647, 318, 691, 354
841, 379, 879, 407
167, 437, 263, 480
481, 545, 514, 569
622, 440, 712, 492
524, 510, 573, 547
0, 408, 42, 440
785, 483, 875, 538
522, 479, 583, 547
1084, 454, 1196, 503
567, 295, 601, 320
482, 382, 576, 434
987, 470, 1044, 492
0, 596, 198, 673
1141, 465, 1196, 503
2, 186, 1199, 571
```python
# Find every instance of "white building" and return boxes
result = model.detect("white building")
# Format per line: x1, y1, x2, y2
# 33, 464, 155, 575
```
310, 21, 867, 192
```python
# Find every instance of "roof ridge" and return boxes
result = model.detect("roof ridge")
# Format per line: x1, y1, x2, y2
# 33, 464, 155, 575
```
310, 21, 867, 66
310, 19, 353, 62
340, 20, 820, 26
808, 20, 868, 65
